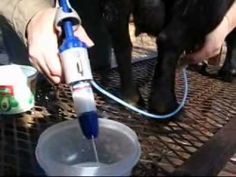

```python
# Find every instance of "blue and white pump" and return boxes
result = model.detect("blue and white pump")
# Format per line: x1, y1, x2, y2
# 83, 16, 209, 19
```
56, 0, 98, 139
55, 0, 189, 139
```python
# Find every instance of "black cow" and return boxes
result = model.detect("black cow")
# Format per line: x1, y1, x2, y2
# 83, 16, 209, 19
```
99, 0, 236, 116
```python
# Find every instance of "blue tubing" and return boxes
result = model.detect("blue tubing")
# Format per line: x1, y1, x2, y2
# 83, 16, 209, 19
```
91, 67, 188, 119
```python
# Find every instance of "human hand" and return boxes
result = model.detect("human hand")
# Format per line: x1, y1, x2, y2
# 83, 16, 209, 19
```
26, 8, 94, 84
182, 16, 230, 65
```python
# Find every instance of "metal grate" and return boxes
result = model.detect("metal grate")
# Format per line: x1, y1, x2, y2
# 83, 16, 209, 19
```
0, 58, 236, 176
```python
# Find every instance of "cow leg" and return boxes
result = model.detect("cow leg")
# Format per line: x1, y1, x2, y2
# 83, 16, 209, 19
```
149, 24, 189, 116
100, 0, 144, 106
149, 42, 180, 115
219, 29, 236, 82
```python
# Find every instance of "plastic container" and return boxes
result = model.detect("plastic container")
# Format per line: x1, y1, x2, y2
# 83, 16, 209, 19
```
0, 64, 37, 114
35, 118, 141, 176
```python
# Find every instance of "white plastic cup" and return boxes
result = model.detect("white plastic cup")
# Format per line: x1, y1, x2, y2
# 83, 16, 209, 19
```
0, 64, 37, 114
35, 118, 141, 176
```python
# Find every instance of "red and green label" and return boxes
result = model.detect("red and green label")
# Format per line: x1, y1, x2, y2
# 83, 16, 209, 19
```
0, 86, 19, 112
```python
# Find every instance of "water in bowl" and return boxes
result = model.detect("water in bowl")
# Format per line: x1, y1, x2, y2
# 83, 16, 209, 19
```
91, 136, 99, 163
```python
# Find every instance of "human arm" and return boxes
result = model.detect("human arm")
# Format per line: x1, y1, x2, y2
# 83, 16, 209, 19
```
185, 1, 236, 64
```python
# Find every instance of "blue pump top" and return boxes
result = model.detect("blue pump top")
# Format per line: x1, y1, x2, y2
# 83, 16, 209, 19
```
58, 0, 87, 53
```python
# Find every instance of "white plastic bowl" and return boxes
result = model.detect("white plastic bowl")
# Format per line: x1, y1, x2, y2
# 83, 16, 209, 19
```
35, 118, 141, 176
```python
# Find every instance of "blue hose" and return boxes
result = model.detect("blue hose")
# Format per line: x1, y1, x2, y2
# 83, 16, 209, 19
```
91, 67, 188, 119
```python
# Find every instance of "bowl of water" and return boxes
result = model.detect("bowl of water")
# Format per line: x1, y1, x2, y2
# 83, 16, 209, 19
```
35, 118, 141, 176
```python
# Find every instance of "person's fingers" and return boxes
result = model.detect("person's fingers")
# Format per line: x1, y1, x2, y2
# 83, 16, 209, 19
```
39, 60, 61, 84
186, 49, 208, 64
42, 49, 62, 78
28, 44, 61, 84
184, 42, 221, 65
179, 49, 209, 67
29, 55, 61, 84
29, 57, 43, 76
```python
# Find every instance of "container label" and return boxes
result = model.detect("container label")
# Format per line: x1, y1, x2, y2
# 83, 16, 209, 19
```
0, 85, 19, 112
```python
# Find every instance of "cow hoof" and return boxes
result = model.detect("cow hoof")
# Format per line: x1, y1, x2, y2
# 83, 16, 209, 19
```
121, 87, 146, 108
